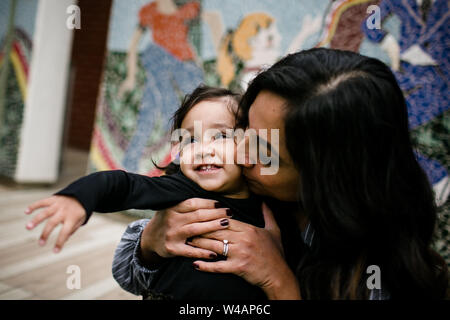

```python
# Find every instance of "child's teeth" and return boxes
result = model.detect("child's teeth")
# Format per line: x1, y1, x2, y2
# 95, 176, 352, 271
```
199, 165, 217, 170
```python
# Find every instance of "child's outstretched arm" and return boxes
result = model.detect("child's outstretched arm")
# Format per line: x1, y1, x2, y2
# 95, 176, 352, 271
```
25, 195, 86, 253
25, 170, 199, 253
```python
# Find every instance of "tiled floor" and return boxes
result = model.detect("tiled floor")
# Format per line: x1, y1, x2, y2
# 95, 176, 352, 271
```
0, 149, 140, 300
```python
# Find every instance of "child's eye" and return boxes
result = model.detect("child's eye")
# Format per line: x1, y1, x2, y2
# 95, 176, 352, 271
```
180, 136, 198, 147
213, 132, 229, 140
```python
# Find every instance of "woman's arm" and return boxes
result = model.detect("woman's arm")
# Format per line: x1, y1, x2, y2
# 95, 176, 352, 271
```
112, 219, 160, 295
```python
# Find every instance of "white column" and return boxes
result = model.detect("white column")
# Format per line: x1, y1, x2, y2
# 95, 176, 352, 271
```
15, 0, 76, 183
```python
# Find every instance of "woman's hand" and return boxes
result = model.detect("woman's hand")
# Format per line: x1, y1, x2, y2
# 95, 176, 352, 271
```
188, 203, 301, 299
139, 198, 233, 266
25, 195, 87, 253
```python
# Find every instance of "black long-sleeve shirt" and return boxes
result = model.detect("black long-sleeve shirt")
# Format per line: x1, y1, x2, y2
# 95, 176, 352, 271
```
55, 170, 267, 299
68, 171, 390, 300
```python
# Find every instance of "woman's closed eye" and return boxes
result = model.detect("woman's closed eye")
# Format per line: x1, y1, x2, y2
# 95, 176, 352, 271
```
262, 159, 272, 167
189, 136, 199, 143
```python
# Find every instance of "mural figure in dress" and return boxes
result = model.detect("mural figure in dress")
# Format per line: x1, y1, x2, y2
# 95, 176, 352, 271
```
119, 0, 204, 172
362, 0, 449, 205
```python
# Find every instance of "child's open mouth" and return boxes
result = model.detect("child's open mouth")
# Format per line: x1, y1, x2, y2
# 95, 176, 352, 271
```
194, 164, 222, 174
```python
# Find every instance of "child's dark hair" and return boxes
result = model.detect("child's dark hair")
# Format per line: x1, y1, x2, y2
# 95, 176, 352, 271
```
153, 85, 241, 175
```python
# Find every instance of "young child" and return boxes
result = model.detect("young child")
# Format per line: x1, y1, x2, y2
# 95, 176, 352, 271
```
25, 85, 266, 300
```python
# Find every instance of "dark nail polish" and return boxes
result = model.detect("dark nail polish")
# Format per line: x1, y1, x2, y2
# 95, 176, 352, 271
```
214, 202, 223, 208
220, 218, 229, 226
226, 208, 232, 217
209, 253, 217, 259
193, 262, 199, 269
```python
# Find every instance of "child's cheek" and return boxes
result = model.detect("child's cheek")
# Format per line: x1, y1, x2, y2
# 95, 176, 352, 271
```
179, 147, 194, 167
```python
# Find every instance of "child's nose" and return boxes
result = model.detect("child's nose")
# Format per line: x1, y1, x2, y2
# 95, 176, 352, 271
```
195, 142, 215, 159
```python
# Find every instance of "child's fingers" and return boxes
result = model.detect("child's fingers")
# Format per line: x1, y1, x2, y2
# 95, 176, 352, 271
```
26, 206, 56, 230
39, 216, 61, 245
25, 197, 52, 214
53, 222, 75, 253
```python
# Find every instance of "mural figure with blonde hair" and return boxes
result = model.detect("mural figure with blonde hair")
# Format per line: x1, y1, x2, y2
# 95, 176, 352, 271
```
203, 11, 322, 90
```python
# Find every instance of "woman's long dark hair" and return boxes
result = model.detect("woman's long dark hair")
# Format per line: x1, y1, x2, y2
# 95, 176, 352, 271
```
238, 48, 448, 299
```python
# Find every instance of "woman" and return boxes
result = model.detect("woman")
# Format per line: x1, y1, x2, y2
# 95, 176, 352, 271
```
113, 48, 448, 299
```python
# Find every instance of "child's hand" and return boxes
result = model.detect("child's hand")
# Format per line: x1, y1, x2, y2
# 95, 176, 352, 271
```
25, 195, 87, 253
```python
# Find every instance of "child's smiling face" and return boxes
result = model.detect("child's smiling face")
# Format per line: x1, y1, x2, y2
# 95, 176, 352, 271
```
178, 98, 249, 198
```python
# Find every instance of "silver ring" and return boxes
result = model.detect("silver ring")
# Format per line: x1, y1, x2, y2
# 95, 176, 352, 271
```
222, 239, 229, 257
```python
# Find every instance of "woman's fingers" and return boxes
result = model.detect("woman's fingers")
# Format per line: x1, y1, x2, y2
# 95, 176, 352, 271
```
193, 260, 232, 274
182, 208, 232, 224
200, 219, 248, 240
262, 202, 283, 255
174, 198, 219, 213
199, 229, 233, 241
178, 244, 218, 260
188, 237, 225, 255
180, 217, 231, 238
26, 206, 56, 230
262, 202, 280, 235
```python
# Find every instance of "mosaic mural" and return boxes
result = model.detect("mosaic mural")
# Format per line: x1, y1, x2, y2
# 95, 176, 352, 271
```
1, 0, 446, 263
88, 0, 449, 263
